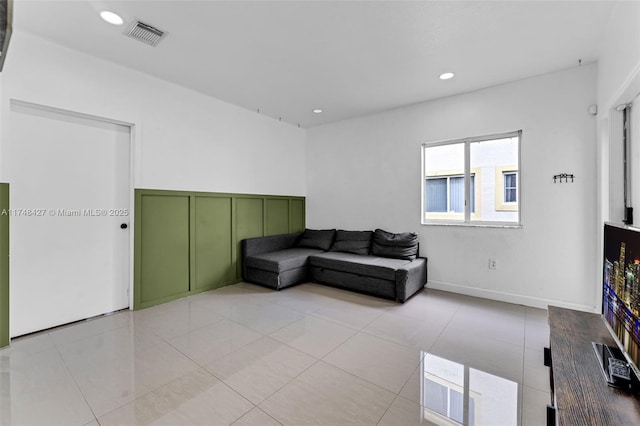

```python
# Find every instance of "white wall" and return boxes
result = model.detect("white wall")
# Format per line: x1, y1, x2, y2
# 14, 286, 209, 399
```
594, 0, 640, 314
596, 0, 640, 225
307, 65, 598, 311
0, 31, 306, 196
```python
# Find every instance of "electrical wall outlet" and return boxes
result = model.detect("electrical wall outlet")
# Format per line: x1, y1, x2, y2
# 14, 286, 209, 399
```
489, 259, 497, 270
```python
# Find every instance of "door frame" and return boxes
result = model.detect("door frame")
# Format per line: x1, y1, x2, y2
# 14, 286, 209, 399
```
0, 183, 9, 348
6, 99, 136, 340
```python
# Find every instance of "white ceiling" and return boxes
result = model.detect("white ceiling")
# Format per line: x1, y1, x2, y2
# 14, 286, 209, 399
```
13, 1, 618, 127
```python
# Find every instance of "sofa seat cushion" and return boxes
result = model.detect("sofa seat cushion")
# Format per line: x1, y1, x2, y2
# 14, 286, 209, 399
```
309, 252, 411, 281
246, 248, 324, 273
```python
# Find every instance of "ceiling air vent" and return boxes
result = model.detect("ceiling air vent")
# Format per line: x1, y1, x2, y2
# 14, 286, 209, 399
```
125, 21, 165, 47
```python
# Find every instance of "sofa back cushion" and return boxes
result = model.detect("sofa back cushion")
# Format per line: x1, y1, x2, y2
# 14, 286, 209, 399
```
297, 228, 336, 251
329, 230, 372, 255
371, 229, 418, 260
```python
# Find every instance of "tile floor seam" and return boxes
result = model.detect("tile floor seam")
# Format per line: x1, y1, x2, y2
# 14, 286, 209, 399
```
315, 356, 410, 397
256, 359, 396, 425
52, 342, 100, 425
308, 307, 385, 331
356, 327, 428, 352
95, 386, 161, 424
95, 367, 258, 425
188, 327, 324, 407
355, 300, 464, 354
214, 378, 261, 424
238, 356, 325, 409
154, 317, 267, 373
231, 406, 284, 426
391, 350, 428, 397
266, 315, 360, 359
319, 329, 427, 392
199, 338, 318, 406
376, 393, 423, 426
234, 313, 304, 336
141, 313, 227, 341
255, 357, 325, 417
425, 299, 470, 352
375, 393, 402, 426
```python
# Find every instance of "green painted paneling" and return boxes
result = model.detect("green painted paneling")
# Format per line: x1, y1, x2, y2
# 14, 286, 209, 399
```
266, 198, 290, 236
138, 194, 191, 307
195, 196, 233, 290
0, 184, 9, 348
290, 199, 305, 233
134, 190, 304, 309
236, 198, 264, 241
235, 198, 264, 278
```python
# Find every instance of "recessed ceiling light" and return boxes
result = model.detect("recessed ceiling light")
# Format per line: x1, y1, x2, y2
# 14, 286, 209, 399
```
312, 109, 323, 114
100, 11, 124, 26
439, 72, 455, 80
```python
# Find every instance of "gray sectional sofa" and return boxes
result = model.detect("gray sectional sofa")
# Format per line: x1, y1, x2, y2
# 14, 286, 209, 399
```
241, 229, 427, 302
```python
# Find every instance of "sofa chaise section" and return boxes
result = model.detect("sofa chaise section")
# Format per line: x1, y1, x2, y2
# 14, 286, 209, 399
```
241, 230, 335, 290
309, 251, 427, 302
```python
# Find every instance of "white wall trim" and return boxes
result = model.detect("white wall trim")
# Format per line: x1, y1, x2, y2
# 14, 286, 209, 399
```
602, 59, 640, 113
427, 280, 597, 313
9, 98, 136, 127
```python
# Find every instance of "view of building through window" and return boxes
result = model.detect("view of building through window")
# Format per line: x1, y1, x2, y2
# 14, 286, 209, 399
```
504, 172, 517, 203
420, 352, 518, 425
425, 175, 475, 213
422, 131, 520, 224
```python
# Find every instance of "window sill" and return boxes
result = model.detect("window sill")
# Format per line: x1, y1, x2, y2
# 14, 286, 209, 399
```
421, 221, 522, 229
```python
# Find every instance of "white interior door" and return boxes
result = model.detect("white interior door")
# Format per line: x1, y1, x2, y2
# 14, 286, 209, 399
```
7, 102, 130, 337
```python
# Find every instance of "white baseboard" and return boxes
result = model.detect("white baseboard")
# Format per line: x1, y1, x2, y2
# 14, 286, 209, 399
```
426, 280, 597, 313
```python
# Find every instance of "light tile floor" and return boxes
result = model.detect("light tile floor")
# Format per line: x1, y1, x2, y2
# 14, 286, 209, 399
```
0, 283, 551, 425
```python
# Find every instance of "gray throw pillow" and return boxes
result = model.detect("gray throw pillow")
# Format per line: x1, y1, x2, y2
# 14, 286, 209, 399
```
330, 230, 372, 255
297, 228, 336, 251
371, 229, 418, 260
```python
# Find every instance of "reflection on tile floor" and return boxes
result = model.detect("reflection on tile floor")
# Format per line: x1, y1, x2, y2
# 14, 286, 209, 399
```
0, 283, 551, 425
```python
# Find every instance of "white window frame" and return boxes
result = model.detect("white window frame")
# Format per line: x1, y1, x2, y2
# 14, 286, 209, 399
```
421, 130, 522, 227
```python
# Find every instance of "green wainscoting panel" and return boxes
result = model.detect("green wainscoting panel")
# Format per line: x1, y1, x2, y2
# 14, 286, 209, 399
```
134, 189, 304, 309
136, 193, 191, 309
235, 197, 264, 277
290, 198, 305, 233
265, 198, 290, 236
0, 184, 9, 348
195, 196, 233, 291
236, 198, 264, 241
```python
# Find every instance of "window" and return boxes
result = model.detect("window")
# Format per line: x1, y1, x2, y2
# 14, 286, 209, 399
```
495, 167, 518, 211
425, 175, 475, 213
504, 172, 517, 202
422, 131, 521, 225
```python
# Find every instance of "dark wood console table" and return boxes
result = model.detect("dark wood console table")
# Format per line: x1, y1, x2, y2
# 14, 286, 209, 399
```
547, 306, 640, 425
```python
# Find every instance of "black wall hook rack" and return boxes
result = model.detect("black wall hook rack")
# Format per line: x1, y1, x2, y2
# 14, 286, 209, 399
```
553, 173, 574, 183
